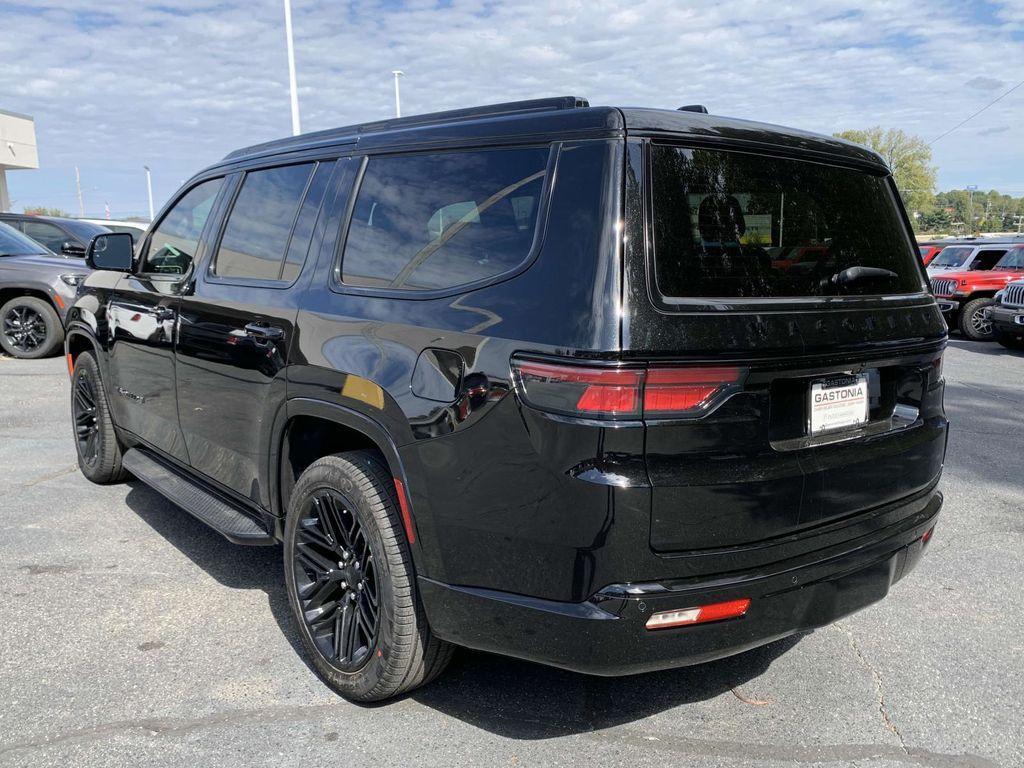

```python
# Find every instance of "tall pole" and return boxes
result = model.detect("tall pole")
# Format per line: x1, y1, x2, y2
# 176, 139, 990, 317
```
392, 70, 404, 117
283, 0, 301, 136
74, 166, 84, 217
144, 165, 154, 221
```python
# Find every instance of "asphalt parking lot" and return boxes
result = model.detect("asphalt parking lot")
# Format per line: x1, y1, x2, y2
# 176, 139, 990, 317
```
0, 339, 1021, 768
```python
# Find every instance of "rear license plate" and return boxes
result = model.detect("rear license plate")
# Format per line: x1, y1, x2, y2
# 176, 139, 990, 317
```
809, 374, 869, 435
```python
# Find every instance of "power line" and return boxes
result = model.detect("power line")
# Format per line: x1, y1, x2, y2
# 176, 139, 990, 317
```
929, 78, 1024, 145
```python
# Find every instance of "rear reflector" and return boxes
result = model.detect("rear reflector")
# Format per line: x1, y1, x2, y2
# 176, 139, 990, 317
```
512, 358, 744, 420
922, 526, 934, 544
645, 598, 751, 630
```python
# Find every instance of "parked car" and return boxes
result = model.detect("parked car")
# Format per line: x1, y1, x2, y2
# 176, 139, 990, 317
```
929, 244, 1024, 340
65, 97, 947, 702
918, 242, 946, 265
926, 241, 1012, 276
0, 221, 90, 358
77, 218, 148, 242
0, 213, 110, 257
983, 253, 1024, 349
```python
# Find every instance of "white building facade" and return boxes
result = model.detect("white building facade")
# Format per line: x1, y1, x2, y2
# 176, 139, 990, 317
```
0, 109, 39, 212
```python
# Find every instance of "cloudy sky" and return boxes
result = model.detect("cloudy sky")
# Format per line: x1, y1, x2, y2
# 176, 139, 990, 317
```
1, 0, 1022, 219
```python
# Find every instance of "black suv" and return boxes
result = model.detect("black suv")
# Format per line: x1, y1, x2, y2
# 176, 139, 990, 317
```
66, 98, 948, 702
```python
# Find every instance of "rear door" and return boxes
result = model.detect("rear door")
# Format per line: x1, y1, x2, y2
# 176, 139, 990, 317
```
624, 140, 947, 558
175, 159, 341, 507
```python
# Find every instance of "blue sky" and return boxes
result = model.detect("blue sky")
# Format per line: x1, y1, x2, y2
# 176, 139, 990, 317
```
1, 0, 1022, 219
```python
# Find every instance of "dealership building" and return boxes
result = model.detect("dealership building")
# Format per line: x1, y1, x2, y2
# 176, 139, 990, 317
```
0, 109, 39, 212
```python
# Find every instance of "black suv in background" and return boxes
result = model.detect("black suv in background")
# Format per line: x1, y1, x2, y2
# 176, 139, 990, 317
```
0, 213, 110, 257
67, 98, 948, 702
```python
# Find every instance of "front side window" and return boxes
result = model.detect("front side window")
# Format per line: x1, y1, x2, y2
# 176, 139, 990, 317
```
142, 178, 224, 275
341, 146, 549, 291
650, 145, 924, 299
213, 163, 316, 281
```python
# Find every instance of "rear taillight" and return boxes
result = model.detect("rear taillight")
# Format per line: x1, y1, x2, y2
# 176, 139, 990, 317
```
511, 358, 745, 420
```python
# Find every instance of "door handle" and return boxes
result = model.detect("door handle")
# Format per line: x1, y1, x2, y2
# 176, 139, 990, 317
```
153, 306, 176, 321
244, 322, 285, 341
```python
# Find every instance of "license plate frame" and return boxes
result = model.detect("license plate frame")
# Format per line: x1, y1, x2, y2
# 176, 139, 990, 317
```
808, 374, 869, 436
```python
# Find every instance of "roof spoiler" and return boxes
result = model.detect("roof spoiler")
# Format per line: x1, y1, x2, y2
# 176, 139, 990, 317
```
677, 104, 709, 114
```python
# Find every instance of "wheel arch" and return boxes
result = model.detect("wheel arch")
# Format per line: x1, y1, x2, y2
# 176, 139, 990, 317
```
273, 398, 427, 565
0, 286, 61, 314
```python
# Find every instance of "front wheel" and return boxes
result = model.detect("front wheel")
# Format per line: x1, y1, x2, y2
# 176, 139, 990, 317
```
959, 297, 997, 341
283, 451, 452, 702
0, 296, 64, 359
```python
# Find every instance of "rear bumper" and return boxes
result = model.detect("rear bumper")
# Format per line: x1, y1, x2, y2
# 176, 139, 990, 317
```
420, 490, 941, 676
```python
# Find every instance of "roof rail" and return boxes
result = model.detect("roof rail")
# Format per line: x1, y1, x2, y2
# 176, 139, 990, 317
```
222, 96, 590, 162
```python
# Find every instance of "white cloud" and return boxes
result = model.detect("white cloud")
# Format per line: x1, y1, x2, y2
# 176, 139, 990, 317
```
1, 0, 1023, 215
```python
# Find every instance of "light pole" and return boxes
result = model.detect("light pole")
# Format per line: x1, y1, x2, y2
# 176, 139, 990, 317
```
283, 0, 301, 135
966, 184, 978, 234
144, 165, 154, 221
392, 70, 404, 117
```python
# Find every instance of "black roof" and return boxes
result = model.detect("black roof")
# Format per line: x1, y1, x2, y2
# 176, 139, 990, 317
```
217, 96, 887, 172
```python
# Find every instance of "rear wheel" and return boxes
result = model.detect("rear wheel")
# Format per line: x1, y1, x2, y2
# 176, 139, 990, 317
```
995, 329, 1024, 350
283, 451, 452, 702
72, 351, 128, 484
959, 297, 996, 341
0, 296, 63, 359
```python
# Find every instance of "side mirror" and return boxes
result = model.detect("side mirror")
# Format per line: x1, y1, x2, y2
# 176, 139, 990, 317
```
86, 232, 135, 272
60, 240, 86, 257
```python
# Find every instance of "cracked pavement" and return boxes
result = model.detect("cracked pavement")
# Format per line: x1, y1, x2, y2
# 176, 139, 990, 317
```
1, 339, 1021, 767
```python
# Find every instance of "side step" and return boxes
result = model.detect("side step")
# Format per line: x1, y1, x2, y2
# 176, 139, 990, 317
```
122, 449, 276, 546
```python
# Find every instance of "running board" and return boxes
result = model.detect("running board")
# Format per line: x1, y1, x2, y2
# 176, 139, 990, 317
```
122, 449, 276, 546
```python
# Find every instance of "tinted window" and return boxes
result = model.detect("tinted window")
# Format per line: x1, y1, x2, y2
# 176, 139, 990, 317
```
342, 147, 549, 291
0, 222, 47, 256
282, 161, 335, 282
213, 163, 315, 281
143, 178, 224, 274
995, 247, 1024, 270
650, 145, 924, 298
970, 249, 1007, 270
21, 221, 68, 253
61, 220, 110, 240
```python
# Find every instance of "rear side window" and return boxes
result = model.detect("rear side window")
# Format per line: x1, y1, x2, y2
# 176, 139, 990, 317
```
213, 163, 315, 281
650, 145, 924, 299
341, 146, 549, 291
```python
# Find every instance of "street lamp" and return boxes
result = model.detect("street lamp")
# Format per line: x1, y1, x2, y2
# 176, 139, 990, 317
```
283, 0, 301, 135
392, 70, 404, 117
143, 165, 154, 221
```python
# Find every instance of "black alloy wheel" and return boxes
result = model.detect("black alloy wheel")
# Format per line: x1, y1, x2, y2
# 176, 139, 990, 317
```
73, 369, 101, 468
2, 304, 47, 355
293, 489, 380, 672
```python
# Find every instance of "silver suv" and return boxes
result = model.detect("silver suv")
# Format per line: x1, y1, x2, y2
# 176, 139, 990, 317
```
0, 221, 91, 358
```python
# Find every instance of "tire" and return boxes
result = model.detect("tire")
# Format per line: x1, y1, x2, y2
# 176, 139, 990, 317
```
283, 451, 453, 702
71, 351, 128, 484
0, 296, 64, 359
959, 297, 997, 341
995, 329, 1024, 350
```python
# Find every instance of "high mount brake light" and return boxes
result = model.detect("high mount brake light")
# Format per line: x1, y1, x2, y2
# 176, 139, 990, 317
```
511, 359, 745, 420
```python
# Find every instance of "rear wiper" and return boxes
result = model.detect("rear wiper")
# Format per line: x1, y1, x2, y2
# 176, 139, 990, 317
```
823, 266, 899, 290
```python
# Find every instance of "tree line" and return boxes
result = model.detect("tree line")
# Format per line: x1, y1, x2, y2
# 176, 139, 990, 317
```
834, 128, 1023, 236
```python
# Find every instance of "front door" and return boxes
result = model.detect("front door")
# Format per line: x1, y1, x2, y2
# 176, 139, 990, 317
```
175, 159, 340, 507
105, 176, 226, 462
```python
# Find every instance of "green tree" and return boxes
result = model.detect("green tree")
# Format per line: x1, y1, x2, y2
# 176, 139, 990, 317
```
833, 127, 937, 226
22, 206, 71, 217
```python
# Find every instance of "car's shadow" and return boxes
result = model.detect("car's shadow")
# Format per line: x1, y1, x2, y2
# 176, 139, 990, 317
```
122, 481, 802, 738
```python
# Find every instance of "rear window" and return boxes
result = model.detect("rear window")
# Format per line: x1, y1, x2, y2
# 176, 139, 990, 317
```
931, 246, 972, 268
650, 145, 924, 299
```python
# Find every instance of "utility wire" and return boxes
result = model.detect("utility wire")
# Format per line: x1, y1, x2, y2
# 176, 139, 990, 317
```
929, 78, 1024, 145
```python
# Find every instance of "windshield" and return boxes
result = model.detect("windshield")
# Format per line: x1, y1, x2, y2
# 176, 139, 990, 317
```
61, 219, 110, 239
995, 247, 1024, 270
0, 222, 48, 256
931, 246, 972, 268
650, 145, 924, 298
